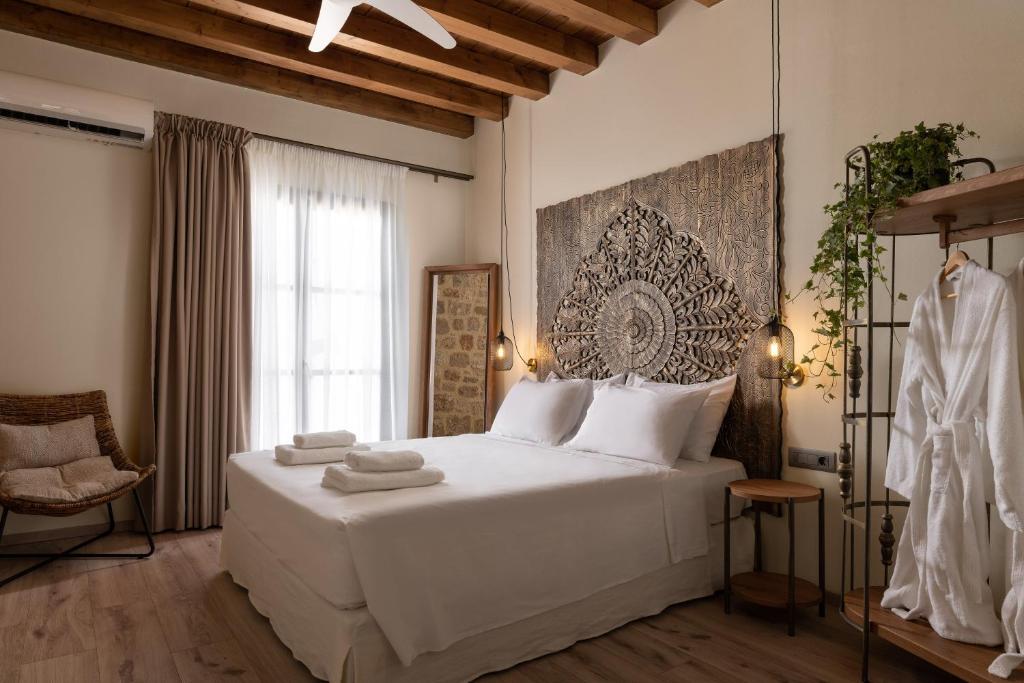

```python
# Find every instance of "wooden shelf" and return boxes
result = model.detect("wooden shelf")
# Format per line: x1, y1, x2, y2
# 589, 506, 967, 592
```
731, 572, 821, 609
874, 164, 1024, 244
844, 588, 1024, 683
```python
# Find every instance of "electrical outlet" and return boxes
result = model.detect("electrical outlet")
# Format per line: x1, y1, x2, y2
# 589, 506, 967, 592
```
788, 447, 836, 473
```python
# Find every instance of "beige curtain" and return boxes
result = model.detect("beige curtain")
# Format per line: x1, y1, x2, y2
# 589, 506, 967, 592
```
150, 112, 252, 530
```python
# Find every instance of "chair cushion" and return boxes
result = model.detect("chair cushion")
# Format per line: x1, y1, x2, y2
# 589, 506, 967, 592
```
0, 456, 138, 504
0, 415, 101, 472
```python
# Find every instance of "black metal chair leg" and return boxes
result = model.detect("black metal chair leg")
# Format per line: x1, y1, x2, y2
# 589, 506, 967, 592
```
0, 506, 115, 559
131, 489, 156, 558
0, 491, 157, 588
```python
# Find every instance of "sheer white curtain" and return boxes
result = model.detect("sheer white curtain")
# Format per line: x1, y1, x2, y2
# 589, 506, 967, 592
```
249, 138, 408, 449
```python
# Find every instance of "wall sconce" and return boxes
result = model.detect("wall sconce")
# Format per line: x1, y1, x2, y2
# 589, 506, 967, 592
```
492, 330, 537, 373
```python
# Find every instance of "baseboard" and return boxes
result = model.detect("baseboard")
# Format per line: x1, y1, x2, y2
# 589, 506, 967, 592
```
0, 519, 136, 547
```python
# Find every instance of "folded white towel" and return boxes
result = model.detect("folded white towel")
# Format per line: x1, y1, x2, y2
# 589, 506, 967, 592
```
322, 465, 445, 493
345, 449, 424, 473
275, 443, 369, 466
293, 430, 356, 449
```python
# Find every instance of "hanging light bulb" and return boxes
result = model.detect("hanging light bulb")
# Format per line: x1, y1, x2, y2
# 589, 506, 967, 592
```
491, 103, 536, 374
753, 1, 802, 389
754, 317, 803, 386
493, 329, 513, 372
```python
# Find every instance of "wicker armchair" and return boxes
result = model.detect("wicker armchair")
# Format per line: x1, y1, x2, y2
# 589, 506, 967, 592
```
0, 390, 156, 587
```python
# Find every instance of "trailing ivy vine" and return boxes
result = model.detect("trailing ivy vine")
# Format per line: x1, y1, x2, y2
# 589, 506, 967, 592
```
788, 122, 978, 400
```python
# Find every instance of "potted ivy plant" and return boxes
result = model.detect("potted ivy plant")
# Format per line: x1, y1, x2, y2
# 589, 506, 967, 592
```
789, 122, 978, 400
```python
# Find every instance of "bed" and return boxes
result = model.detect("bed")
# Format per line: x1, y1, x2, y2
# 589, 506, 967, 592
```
222, 138, 781, 682
222, 434, 755, 683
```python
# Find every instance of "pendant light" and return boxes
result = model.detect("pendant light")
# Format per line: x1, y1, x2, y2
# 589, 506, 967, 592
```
492, 104, 536, 374
753, 0, 803, 387
493, 330, 513, 372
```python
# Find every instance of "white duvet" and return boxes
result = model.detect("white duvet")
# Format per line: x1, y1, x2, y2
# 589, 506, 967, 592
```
228, 434, 730, 666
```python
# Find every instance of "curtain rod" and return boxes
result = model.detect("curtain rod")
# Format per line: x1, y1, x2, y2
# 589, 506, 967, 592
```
253, 133, 474, 182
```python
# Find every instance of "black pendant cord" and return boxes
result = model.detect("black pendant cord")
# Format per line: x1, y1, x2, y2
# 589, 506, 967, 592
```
771, 0, 782, 316
497, 109, 505, 340
500, 105, 529, 366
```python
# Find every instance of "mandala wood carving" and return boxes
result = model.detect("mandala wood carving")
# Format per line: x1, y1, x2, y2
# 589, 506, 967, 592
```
551, 200, 759, 382
536, 137, 782, 480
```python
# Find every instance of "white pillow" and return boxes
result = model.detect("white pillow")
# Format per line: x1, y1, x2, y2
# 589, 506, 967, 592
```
544, 372, 627, 439
489, 378, 590, 446
565, 385, 706, 466
627, 374, 737, 463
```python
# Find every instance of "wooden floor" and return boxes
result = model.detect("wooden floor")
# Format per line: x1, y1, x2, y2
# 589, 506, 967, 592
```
0, 529, 957, 683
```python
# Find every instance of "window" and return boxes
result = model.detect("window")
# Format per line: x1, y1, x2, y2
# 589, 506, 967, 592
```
249, 139, 407, 449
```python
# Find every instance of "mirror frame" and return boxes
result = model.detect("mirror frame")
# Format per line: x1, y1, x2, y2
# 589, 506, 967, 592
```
420, 263, 500, 437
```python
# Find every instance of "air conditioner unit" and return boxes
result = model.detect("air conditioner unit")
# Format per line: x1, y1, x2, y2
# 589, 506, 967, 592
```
0, 70, 153, 149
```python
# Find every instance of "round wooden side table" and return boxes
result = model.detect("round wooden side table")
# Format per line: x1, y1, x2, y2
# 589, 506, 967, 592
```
723, 479, 825, 636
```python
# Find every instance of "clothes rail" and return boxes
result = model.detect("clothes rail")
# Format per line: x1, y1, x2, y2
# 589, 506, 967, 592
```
253, 133, 474, 182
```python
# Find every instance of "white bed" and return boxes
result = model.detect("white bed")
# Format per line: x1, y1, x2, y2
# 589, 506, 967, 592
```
222, 433, 755, 682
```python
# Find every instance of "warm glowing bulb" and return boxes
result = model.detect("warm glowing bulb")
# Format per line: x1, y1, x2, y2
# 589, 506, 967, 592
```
768, 335, 782, 359
496, 344, 506, 360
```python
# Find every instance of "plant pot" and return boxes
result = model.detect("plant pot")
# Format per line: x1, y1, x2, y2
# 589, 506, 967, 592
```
925, 167, 952, 189
893, 164, 951, 192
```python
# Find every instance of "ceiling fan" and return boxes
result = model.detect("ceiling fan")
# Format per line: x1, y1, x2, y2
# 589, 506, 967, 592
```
308, 0, 457, 52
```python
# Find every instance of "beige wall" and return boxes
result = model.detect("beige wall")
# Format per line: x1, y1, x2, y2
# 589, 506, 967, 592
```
467, 0, 1024, 592
0, 126, 151, 536
0, 31, 470, 536
407, 179, 470, 438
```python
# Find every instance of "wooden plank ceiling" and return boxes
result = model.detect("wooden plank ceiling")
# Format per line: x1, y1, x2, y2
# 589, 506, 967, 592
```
0, 0, 723, 138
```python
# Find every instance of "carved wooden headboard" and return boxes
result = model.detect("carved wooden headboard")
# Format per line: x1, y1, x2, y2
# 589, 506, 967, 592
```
536, 137, 782, 480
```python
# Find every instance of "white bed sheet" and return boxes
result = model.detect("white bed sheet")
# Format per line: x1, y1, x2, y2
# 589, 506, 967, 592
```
221, 507, 755, 683
226, 435, 748, 613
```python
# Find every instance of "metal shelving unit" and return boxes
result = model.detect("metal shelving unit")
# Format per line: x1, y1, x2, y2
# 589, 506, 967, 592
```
836, 153, 1024, 682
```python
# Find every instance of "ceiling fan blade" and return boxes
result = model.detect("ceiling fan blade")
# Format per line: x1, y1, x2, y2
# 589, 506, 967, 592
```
365, 0, 456, 49
309, 0, 355, 52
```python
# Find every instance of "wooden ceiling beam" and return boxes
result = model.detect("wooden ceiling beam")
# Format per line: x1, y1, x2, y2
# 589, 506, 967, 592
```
24, 0, 505, 121
0, 1, 474, 137
542, 0, 657, 44
190, 0, 549, 100
416, 0, 599, 76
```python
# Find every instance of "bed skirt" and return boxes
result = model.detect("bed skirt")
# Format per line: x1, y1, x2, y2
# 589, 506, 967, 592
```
221, 509, 755, 683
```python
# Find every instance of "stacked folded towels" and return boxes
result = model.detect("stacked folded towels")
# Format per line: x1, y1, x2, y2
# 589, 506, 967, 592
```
322, 449, 444, 493
275, 429, 369, 466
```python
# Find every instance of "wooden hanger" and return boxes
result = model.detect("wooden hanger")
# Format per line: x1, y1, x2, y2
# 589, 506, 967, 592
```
939, 248, 969, 299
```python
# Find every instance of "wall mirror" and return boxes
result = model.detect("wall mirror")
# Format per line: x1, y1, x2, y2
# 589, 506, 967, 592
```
421, 263, 500, 437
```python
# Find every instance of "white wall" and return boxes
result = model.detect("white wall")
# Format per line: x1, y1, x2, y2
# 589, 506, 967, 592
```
0, 31, 470, 537
467, 0, 1024, 592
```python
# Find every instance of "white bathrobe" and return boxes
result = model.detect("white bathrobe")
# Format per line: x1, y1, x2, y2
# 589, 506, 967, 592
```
991, 257, 1024, 678
882, 260, 1024, 648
